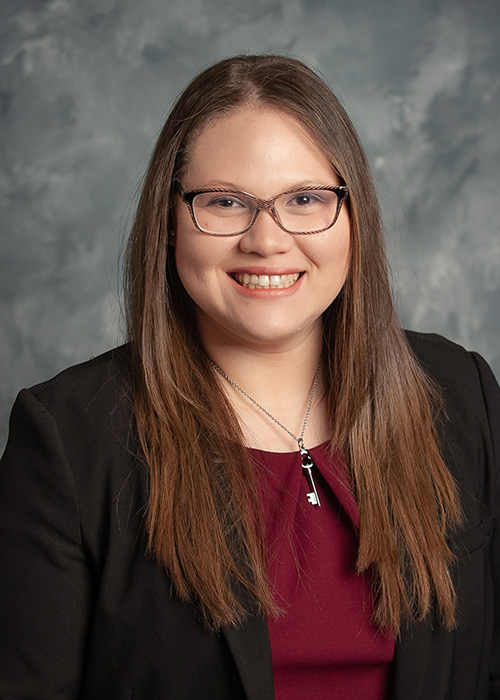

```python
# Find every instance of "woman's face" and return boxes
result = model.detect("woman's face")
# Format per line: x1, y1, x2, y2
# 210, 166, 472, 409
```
173, 106, 351, 353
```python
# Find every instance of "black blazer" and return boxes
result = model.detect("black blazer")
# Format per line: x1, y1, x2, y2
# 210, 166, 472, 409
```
0, 331, 498, 699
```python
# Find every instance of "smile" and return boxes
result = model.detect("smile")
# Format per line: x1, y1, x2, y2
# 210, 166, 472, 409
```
231, 272, 301, 289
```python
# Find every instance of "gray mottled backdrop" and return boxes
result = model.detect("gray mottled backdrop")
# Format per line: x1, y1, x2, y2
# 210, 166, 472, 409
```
1, 0, 499, 450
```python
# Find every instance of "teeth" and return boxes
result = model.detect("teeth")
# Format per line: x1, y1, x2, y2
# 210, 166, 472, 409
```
233, 272, 300, 289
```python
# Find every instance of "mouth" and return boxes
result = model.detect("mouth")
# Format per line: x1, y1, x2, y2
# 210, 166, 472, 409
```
230, 272, 301, 290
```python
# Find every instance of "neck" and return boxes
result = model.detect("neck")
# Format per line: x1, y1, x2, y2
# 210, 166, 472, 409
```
209, 339, 322, 404
203, 332, 329, 452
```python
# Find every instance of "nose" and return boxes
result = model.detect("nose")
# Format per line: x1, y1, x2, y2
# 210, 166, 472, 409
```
238, 207, 294, 257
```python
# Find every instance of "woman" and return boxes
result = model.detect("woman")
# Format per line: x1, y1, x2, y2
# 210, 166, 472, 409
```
0, 54, 498, 699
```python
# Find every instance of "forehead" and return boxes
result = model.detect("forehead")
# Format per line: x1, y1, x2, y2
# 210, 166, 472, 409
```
182, 106, 336, 193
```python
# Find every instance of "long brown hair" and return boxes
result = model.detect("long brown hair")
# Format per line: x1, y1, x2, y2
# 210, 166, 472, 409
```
125, 54, 461, 634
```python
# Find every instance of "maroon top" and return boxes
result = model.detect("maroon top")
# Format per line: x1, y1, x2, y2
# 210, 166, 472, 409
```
250, 443, 395, 700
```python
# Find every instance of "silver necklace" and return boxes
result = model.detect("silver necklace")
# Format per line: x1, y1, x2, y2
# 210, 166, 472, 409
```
209, 357, 322, 507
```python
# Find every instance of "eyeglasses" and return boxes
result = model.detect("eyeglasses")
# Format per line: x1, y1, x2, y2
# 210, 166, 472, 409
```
179, 185, 349, 236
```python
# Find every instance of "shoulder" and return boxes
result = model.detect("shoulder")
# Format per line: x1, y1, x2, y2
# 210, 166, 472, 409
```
1, 346, 148, 618
404, 330, 498, 408
4, 344, 141, 538
8, 345, 135, 475
26, 344, 133, 423
404, 328, 499, 428
405, 330, 499, 503
406, 329, 478, 376
29, 343, 132, 397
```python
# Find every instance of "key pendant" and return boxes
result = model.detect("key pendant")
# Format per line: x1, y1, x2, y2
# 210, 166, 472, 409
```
299, 445, 321, 507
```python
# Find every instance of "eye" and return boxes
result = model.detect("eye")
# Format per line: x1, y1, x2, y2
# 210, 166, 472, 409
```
206, 194, 247, 209
285, 191, 325, 208
294, 194, 317, 206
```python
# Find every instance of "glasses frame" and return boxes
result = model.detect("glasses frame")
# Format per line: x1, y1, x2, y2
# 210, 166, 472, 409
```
179, 185, 349, 236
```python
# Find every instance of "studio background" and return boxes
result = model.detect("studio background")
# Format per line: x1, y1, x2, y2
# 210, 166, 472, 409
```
1, 0, 499, 451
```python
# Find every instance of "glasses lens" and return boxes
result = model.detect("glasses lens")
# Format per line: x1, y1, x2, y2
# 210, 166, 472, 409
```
192, 192, 254, 235
275, 189, 340, 233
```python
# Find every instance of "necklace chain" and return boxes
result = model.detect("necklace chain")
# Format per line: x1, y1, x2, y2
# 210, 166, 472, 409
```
209, 356, 323, 507
208, 357, 322, 447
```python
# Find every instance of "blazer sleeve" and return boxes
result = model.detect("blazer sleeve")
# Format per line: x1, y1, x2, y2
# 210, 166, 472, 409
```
0, 388, 93, 699
472, 354, 500, 698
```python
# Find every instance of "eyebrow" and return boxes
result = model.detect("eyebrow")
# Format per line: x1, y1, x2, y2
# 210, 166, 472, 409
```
184, 180, 339, 193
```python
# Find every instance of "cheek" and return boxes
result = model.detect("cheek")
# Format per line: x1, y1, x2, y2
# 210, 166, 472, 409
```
174, 239, 202, 292
314, 220, 351, 280
334, 216, 352, 279
174, 208, 206, 282
174, 203, 237, 284
173, 230, 228, 304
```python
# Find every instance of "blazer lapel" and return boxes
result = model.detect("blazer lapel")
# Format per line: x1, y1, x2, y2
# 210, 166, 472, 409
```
223, 613, 274, 700
392, 619, 433, 700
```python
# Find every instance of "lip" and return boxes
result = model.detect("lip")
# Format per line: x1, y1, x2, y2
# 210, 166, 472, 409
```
228, 268, 305, 295
229, 266, 303, 274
